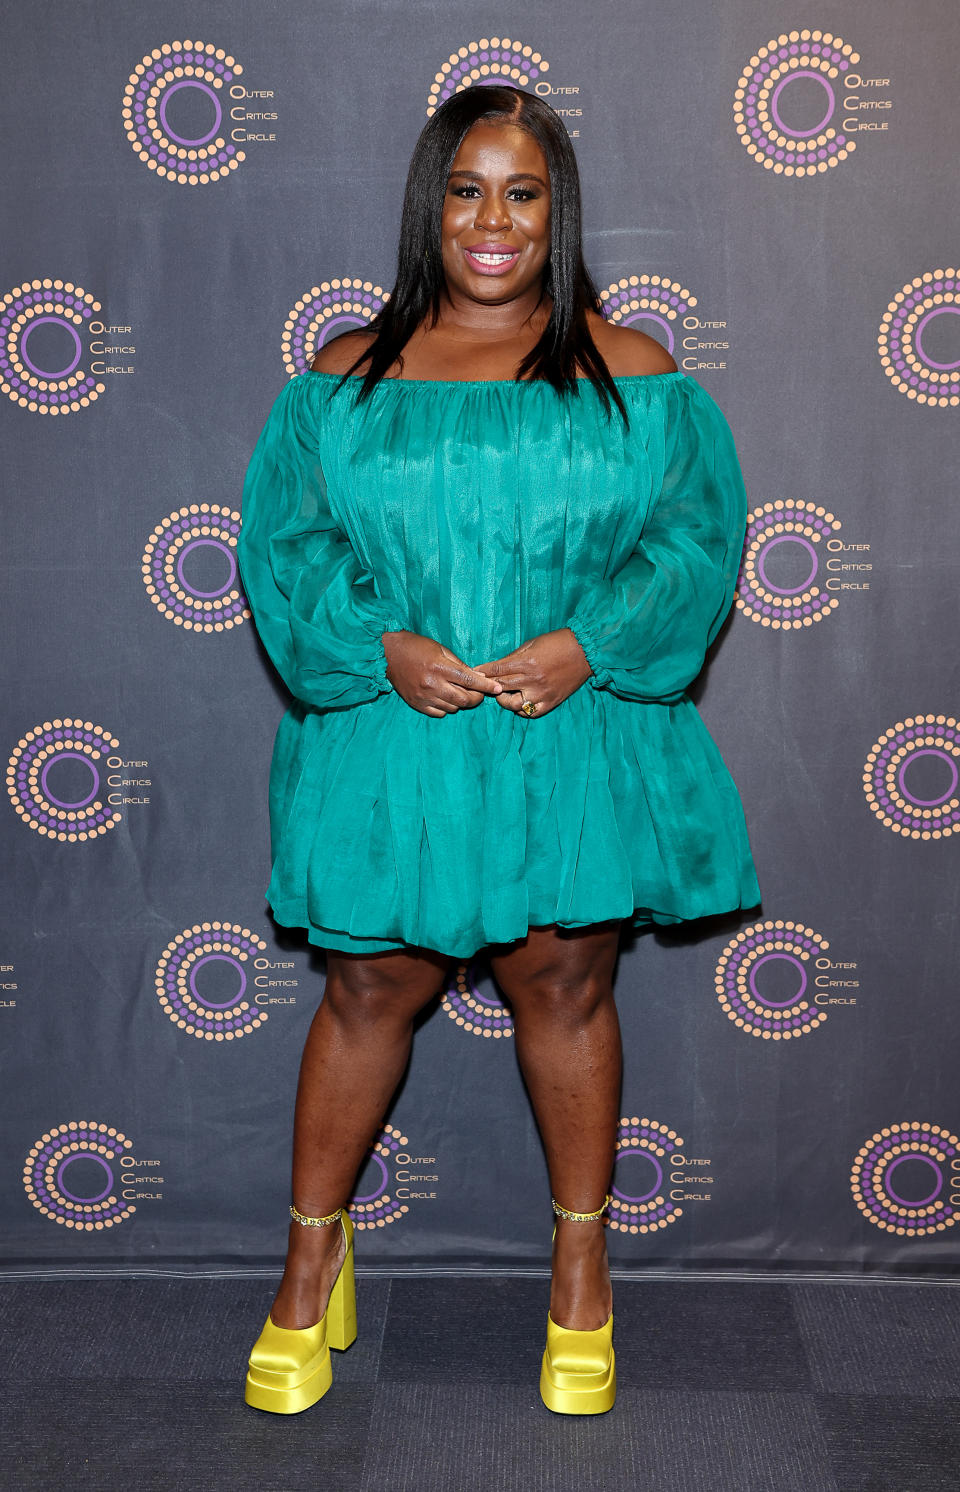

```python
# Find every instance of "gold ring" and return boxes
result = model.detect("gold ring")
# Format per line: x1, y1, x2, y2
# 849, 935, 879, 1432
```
520, 700, 538, 717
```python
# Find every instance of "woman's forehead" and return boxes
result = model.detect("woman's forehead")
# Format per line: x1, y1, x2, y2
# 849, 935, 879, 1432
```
450, 120, 548, 173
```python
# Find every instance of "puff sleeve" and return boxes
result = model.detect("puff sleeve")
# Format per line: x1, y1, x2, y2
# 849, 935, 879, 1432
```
564, 377, 747, 704
237, 376, 407, 710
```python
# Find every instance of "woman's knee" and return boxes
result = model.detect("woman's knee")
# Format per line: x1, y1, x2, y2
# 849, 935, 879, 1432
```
490, 924, 620, 1026
322, 949, 449, 1027
502, 967, 615, 1027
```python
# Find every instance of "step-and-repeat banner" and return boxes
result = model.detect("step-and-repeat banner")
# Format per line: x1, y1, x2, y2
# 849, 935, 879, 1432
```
3, 2, 958, 1277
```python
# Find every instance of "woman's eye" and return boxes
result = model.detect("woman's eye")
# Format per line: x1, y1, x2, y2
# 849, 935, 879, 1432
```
448, 184, 539, 201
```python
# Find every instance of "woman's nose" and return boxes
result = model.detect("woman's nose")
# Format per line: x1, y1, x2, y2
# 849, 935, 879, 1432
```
475, 197, 512, 231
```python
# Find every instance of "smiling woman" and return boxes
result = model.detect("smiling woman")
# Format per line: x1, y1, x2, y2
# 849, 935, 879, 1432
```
319, 84, 672, 403
238, 84, 759, 1422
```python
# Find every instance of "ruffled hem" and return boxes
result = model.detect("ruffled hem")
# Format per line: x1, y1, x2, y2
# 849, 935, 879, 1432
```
266, 904, 695, 958
264, 687, 761, 961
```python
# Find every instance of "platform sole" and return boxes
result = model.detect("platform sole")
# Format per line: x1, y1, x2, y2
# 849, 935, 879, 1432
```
539, 1352, 616, 1416
244, 1348, 334, 1415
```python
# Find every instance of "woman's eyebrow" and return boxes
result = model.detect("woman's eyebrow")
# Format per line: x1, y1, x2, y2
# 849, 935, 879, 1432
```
447, 168, 548, 186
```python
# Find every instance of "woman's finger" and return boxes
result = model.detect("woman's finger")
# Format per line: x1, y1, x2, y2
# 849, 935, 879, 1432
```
443, 684, 487, 710
477, 666, 532, 691
438, 655, 503, 696
494, 690, 552, 716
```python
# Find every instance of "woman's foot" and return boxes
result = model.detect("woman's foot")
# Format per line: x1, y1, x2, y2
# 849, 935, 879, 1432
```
549, 1218, 612, 1330
268, 1219, 347, 1329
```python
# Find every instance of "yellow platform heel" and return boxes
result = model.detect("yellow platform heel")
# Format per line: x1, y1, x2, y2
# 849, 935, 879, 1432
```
539, 1195, 616, 1416
244, 1205, 356, 1415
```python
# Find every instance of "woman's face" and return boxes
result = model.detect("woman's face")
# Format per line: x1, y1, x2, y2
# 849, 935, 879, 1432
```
440, 121, 552, 307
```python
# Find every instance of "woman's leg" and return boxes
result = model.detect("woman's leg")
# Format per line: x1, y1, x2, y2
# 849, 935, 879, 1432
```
489, 922, 623, 1331
269, 945, 450, 1329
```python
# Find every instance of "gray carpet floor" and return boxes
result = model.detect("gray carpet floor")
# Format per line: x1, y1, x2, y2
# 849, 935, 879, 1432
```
3, 1275, 960, 1490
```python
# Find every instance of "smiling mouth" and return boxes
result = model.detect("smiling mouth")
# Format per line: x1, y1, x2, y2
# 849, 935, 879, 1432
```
463, 247, 521, 272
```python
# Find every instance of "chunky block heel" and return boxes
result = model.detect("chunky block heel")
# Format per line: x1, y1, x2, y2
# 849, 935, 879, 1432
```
325, 1224, 357, 1352
245, 1210, 356, 1415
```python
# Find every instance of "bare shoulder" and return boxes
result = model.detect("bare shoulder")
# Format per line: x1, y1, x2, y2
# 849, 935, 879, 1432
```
585, 312, 678, 376
310, 329, 377, 375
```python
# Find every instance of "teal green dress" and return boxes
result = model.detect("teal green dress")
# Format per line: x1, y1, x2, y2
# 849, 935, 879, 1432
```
238, 369, 760, 957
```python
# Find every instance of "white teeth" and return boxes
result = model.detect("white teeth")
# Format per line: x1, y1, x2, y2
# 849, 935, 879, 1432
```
469, 251, 515, 265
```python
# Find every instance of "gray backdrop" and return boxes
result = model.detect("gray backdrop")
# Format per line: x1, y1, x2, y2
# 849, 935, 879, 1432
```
2, 0, 959, 1279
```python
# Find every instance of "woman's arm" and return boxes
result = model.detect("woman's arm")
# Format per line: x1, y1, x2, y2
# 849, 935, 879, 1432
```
564, 378, 748, 703
237, 376, 406, 709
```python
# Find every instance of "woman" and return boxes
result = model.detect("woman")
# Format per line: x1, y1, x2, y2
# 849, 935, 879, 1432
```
237, 84, 760, 1418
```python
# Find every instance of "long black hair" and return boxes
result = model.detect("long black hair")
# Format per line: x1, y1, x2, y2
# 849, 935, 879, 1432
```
332, 85, 628, 425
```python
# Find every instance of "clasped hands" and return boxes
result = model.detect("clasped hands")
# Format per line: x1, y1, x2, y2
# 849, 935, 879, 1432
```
382, 628, 593, 720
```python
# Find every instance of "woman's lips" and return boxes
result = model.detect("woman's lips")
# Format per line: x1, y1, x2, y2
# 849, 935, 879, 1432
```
462, 245, 522, 276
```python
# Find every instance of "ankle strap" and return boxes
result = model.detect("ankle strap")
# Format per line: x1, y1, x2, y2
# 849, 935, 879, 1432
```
551, 1194, 611, 1223
289, 1203, 343, 1228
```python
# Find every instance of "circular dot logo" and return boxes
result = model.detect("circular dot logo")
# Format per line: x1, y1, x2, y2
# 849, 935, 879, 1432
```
864, 716, 960, 840
716, 920, 830, 1039
24, 1122, 137, 1229
609, 1118, 684, 1234
156, 923, 269, 1041
349, 1124, 410, 1230
282, 281, 389, 379
122, 40, 244, 184
442, 962, 513, 1038
142, 505, 249, 632
7, 720, 122, 842
878, 271, 960, 408
851, 1123, 960, 1236
737, 502, 842, 628
600, 276, 697, 357
735, 30, 861, 176
1, 279, 105, 414
427, 38, 549, 116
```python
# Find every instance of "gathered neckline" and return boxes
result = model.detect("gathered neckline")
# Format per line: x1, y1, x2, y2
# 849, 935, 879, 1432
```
304, 369, 687, 388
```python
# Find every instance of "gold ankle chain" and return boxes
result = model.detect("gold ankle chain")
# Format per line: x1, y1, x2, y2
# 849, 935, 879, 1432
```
551, 1194, 611, 1223
289, 1203, 343, 1228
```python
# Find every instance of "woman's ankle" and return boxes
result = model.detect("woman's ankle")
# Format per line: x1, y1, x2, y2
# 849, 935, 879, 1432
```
270, 1224, 347, 1328
550, 1223, 612, 1329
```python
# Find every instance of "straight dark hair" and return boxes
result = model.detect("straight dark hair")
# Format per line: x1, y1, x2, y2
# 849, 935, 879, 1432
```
331, 85, 628, 426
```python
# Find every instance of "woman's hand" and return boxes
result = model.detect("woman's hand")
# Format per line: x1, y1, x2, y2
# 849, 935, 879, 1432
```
383, 630, 504, 717
473, 629, 593, 718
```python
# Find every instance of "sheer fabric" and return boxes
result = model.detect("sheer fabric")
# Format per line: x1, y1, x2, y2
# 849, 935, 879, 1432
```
238, 370, 760, 956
